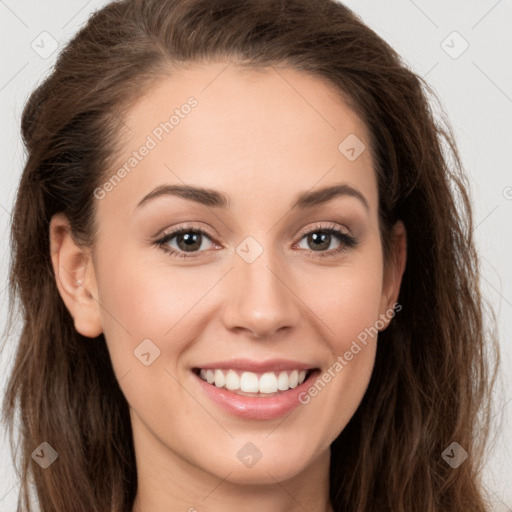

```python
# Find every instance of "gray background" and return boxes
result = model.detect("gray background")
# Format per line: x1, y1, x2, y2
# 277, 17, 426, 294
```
1, 1, 511, 510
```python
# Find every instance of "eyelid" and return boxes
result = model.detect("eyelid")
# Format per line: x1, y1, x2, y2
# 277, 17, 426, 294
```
153, 223, 220, 258
292, 221, 358, 259
153, 221, 358, 259
154, 222, 218, 242
295, 221, 352, 239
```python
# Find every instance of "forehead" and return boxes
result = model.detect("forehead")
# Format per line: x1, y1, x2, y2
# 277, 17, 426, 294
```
96, 61, 377, 222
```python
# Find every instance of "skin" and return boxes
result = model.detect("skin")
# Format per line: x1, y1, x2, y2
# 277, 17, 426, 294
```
49, 61, 406, 512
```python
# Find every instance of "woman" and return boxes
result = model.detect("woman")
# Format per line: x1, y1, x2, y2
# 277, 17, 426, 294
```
1, 0, 499, 511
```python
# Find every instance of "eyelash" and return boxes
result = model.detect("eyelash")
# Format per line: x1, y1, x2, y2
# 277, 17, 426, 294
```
154, 222, 358, 260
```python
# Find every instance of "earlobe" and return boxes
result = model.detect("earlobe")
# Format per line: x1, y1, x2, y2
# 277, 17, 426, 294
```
49, 213, 103, 338
378, 220, 407, 330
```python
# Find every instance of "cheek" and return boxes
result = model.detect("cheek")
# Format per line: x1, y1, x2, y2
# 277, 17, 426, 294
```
304, 267, 381, 361
96, 226, 384, 345
299, 254, 384, 347
96, 252, 211, 346
94, 253, 214, 415
292, 248, 383, 424
96, 235, 385, 354
298, 278, 381, 441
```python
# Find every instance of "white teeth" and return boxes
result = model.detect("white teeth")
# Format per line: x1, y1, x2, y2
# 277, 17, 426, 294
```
277, 371, 289, 391
198, 368, 310, 393
289, 370, 299, 388
259, 372, 277, 393
240, 371, 259, 392
225, 370, 240, 391
214, 369, 225, 388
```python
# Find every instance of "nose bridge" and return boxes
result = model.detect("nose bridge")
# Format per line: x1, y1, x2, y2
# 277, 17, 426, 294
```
222, 236, 299, 338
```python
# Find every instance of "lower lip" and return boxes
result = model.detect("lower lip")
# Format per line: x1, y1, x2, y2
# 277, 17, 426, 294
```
193, 370, 319, 420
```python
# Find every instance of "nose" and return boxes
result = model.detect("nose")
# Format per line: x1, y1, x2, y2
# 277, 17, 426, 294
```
221, 248, 301, 340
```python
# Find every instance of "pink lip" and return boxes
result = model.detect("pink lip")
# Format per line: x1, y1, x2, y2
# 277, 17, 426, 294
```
193, 368, 320, 421
194, 358, 317, 373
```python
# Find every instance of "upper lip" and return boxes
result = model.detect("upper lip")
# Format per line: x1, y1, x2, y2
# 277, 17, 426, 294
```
194, 358, 318, 373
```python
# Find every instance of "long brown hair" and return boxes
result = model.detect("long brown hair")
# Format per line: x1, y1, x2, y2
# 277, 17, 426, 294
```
1, 0, 500, 510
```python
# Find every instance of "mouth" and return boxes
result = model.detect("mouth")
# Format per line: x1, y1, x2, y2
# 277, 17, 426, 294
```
191, 361, 322, 420
192, 367, 319, 397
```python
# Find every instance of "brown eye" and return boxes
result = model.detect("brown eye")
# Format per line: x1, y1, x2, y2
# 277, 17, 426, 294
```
156, 228, 217, 259
304, 232, 335, 251
175, 231, 203, 252
296, 227, 357, 255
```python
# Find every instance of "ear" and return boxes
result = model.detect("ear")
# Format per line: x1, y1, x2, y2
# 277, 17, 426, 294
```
378, 220, 407, 330
49, 213, 103, 338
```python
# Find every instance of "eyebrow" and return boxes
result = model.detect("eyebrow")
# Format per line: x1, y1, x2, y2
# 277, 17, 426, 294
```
135, 183, 369, 212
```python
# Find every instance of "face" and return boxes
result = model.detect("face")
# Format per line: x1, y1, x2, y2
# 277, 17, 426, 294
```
51, 61, 405, 494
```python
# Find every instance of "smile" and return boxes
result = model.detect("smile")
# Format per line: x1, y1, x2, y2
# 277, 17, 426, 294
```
192, 360, 321, 420
197, 368, 311, 395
